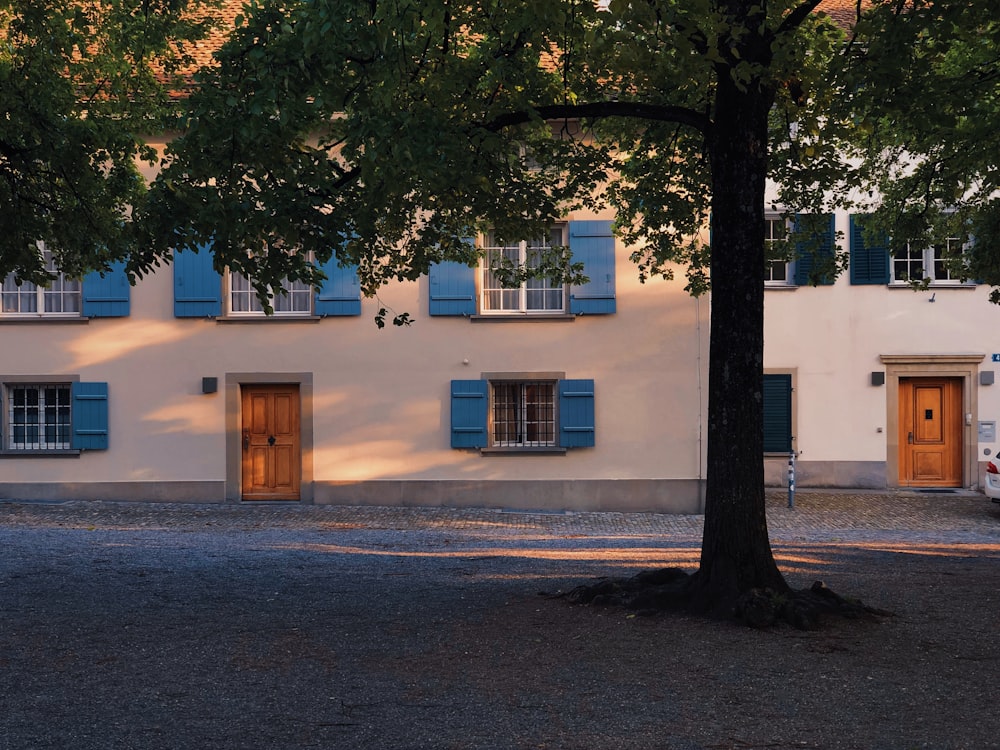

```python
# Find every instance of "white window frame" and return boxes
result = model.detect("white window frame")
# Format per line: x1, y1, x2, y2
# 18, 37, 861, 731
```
1, 246, 82, 318
4, 382, 73, 451
764, 215, 794, 286
489, 379, 558, 448
227, 250, 315, 317
891, 237, 971, 286
479, 226, 568, 315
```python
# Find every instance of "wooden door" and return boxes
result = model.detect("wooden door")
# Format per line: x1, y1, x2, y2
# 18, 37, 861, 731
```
898, 378, 962, 487
241, 384, 301, 500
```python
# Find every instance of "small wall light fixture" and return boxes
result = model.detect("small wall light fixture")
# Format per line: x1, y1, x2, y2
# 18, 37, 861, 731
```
981, 371, 995, 386
870, 371, 885, 387
202, 377, 218, 394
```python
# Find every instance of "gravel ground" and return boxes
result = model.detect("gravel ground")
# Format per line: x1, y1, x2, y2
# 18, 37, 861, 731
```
1, 490, 999, 750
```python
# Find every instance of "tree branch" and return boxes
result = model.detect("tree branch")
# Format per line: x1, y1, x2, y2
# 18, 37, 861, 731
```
484, 102, 710, 134
776, 0, 824, 37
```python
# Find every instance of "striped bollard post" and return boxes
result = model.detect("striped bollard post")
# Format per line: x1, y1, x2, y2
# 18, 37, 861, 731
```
788, 451, 796, 509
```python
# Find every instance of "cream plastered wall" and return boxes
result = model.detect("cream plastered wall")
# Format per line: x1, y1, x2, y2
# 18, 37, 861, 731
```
763, 210, 1000, 476
0, 213, 710, 493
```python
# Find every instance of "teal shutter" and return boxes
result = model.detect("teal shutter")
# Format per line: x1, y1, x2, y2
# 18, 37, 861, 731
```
451, 380, 488, 447
71, 381, 109, 450
429, 262, 476, 316
315, 256, 361, 316
762, 374, 792, 453
559, 378, 595, 448
849, 214, 890, 285
568, 221, 616, 314
174, 247, 223, 317
793, 213, 836, 286
82, 262, 130, 317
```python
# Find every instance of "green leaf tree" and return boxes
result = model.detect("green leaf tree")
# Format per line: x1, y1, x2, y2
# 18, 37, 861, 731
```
0, 0, 219, 284
842, 2, 1000, 296
145, 0, 936, 625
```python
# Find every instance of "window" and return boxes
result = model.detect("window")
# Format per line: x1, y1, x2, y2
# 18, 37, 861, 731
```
428, 220, 615, 317
892, 238, 968, 285
491, 380, 556, 447
1, 380, 108, 453
7, 384, 72, 450
480, 227, 567, 314
1, 249, 81, 316
764, 217, 791, 285
450, 377, 595, 451
228, 249, 315, 316
228, 270, 313, 316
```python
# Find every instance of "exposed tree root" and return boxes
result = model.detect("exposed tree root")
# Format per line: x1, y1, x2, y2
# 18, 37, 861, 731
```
560, 568, 892, 630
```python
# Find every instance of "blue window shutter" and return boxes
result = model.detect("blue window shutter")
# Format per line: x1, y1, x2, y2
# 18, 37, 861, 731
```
793, 213, 836, 286
82, 262, 130, 317
71, 382, 109, 450
315, 256, 361, 316
762, 374, 792, 453
429, 261, 476, 316
451, 380, 488, 448
559, 378, 595, 448
173, 247, 223, 317
569, 221, 616, 314
849, 214, 890, 285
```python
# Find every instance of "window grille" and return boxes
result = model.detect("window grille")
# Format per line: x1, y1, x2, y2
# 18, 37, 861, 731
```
491, 381, 556, 447
8, 384, 72, 450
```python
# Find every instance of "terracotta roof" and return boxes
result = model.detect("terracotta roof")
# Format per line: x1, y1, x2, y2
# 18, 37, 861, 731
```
818, 0, 868, 29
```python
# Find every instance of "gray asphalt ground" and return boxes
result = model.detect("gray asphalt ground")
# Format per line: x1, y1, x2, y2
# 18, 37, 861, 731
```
1, 489, 998, 750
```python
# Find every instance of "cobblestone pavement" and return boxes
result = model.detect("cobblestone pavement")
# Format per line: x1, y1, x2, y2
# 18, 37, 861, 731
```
1, 488, 998, 545
3, 488, 999, 750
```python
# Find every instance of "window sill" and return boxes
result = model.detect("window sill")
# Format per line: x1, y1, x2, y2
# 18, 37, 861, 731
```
216, 315, 322, 324
480, 447, 567, 456
0, 316, 89, 324
763, 284, 799, 291
470, 314, 577, 323
888, 282, 977, 290
0, 450, 81, 458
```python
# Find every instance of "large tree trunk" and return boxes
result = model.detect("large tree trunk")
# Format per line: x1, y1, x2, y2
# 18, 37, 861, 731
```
689, 58, 789, 614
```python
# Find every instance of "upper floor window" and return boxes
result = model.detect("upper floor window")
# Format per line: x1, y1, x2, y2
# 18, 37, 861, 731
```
1, 248, 81, 317
480, 227, 567, 315
764, 217, 792, 285
892, 238, 969, 285
229, 271, 313, 316
227, 250, 315, 317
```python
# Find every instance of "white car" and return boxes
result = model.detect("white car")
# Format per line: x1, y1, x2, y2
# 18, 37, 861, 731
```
986, 458, 1000, 502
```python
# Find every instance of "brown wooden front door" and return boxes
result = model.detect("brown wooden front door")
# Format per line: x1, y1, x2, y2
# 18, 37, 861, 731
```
241, 384, 301, 500
898, 377, 962, 487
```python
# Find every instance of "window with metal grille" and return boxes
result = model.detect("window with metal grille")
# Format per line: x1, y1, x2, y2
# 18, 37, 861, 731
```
491, 381, 556, 447
7, 384, 72, 450
1, 249, 81, 316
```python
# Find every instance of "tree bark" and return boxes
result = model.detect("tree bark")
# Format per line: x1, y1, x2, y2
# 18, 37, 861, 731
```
690, 52, 790, 614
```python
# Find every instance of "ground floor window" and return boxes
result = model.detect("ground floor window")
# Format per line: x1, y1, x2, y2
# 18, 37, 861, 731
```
6, 384, 72, 450
1, 379, 109, 453
491, 380, 556, 448
450, 376, 594, 451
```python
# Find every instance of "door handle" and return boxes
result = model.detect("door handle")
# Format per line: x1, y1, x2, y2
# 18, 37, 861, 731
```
268, 435, 276, 446
243, 430, 250, 450
908, 431, 914, 444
